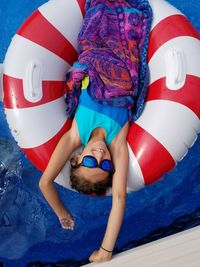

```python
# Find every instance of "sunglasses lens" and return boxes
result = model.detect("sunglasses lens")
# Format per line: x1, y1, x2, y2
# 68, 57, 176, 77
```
82, 156, 97, 167
101, 160, 114, 172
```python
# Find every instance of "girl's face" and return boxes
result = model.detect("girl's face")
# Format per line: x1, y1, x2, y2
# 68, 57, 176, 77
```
81, 140, 111, 161
74, 141, 112, 183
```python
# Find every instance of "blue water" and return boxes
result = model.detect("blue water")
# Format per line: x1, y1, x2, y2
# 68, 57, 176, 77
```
0, 1, 200, 267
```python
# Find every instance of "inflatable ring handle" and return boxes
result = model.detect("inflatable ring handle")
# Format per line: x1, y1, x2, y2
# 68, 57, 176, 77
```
23, 60, 43, 103
165, 48, 186, 90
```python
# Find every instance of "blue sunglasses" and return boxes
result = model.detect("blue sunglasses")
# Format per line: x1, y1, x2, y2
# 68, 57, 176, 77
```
72, 155, 115, 173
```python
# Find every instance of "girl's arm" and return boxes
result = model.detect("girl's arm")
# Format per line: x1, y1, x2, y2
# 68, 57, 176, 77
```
39, 120, 81, 229
89, 123, 129, 262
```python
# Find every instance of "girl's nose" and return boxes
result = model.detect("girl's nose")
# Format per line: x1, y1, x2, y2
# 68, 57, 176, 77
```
93, 150, 104, 163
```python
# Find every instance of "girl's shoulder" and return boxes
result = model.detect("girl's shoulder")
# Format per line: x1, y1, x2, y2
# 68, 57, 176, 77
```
68, 119, 82, 148
109, 122, 129, 151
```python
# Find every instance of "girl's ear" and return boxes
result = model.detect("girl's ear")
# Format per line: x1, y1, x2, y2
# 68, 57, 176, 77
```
70, 155, 80, 167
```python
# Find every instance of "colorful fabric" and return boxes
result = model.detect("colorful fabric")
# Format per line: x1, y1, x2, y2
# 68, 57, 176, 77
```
65, 0, 152, 122
75, 77, 129, 145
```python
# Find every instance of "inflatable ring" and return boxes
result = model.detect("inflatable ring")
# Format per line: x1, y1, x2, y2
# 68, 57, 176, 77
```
3, 0, 200, 191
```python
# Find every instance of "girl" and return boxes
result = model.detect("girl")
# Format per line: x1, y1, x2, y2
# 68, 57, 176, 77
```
39, 75, 129, 262
39, 0, 152, 262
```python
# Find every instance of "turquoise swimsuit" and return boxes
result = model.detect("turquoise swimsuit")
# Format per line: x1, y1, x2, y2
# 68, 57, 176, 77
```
75, 77, 129, 146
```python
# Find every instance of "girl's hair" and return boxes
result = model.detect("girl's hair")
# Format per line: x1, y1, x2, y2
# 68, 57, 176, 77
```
70, 166, 113, 196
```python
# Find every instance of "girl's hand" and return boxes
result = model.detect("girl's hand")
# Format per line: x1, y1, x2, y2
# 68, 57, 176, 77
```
59, 212, 75, 230
89, 248, 112, 263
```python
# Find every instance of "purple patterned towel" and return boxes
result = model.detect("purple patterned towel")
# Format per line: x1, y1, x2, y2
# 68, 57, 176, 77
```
65, 0, 152, 122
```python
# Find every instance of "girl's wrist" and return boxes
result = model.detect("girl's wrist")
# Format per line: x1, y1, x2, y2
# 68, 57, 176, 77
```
100, 245, 113, 254
57, 209, 70, 220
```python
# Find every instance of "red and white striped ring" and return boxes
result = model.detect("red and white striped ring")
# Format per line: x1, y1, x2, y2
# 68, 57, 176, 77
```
3, 0, 200, 191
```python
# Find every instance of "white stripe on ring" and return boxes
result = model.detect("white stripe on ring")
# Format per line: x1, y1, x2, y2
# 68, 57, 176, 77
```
3, 34, 70, 80
127, 144, 145, 191
149, 36, 200, 85
39, 0, 83, 49
5, 97, 68, 148
149, 0, 183, 30
136, 100, 200, 162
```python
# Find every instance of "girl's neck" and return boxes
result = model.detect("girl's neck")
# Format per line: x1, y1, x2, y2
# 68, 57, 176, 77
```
89, 127, 106, 143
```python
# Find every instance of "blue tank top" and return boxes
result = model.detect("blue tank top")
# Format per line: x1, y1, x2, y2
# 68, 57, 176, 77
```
75, 77, 129, 146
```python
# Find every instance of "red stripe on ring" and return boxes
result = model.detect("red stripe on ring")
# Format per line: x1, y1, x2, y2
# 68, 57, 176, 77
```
128, 123, 176, 185
3, 74, 65, 109
22, 119, 72, 172
145, 75, 200, 119
148, 15, 200, 62
77, 0, 85, 17
17, 10, 78, 65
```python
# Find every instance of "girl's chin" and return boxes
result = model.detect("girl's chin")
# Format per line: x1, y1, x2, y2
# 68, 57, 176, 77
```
92, 141, 107, 150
